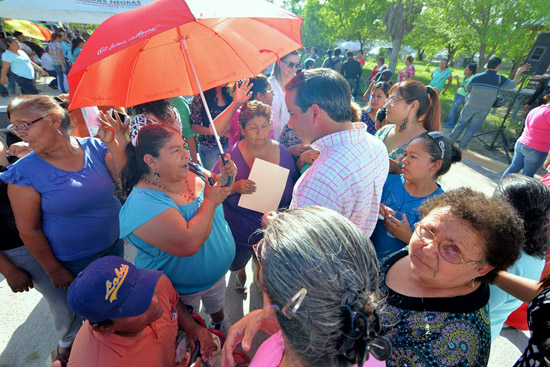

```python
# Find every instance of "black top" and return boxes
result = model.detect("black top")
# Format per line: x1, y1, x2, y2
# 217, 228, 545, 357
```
341, 58, 363, 80
0, 129, 25, 252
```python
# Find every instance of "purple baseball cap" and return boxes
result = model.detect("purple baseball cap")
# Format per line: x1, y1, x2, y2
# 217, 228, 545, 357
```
67, 256, 163, 323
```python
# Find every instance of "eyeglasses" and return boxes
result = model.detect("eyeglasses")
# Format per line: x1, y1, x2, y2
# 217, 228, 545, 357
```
414, 223, 484, 265
262, 89, 274, 95
7, 114, 51, 135
281, 60, 299, 69
245, 123, 271, 133
385, 97, 410, 106
426, 132, 446, 160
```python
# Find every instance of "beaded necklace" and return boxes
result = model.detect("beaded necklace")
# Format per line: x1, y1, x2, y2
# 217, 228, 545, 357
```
142, 177, 196, 201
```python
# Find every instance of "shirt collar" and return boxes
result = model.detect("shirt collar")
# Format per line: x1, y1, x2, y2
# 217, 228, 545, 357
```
311, 122, 366, 150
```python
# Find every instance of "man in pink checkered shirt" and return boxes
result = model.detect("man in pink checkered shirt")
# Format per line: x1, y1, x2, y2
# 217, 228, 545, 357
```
285, 69, 388, 236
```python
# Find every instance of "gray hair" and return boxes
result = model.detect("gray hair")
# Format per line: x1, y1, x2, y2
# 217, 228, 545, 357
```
260, 206, 381, 367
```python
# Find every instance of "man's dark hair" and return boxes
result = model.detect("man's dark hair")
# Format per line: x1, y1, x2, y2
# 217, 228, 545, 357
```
487, 56, 502, 69
285, 68, 351, 123
333, 48, 341, 57
346, 51, 353, 58
13, 31, 23, 38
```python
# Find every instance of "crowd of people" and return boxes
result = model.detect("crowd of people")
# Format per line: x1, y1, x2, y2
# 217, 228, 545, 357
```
1, 34, 550, 367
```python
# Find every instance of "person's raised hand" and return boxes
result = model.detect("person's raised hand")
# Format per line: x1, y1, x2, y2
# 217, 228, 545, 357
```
234, 79, 253, 106
96, 111, 117, 145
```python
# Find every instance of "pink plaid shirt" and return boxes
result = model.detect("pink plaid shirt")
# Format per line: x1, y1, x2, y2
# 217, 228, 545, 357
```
290, 123, 389, 236
398, 64, 415, 82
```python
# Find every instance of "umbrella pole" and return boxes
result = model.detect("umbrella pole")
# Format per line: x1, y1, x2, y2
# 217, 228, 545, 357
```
179, 37, 225, 156
179, 35, 233, 186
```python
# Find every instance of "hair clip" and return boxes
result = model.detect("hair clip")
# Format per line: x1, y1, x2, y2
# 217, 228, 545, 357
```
281, 288, 307, 319
131, 136, 138, 147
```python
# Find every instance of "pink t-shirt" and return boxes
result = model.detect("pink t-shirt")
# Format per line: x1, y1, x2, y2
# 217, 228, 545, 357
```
518, 105, 550, 152
227, 106, 275, 147
250, 331, 386, 367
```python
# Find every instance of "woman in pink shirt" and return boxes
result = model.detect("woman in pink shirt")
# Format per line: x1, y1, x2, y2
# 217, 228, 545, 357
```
501, 94, 550, 178
397, 56, 415, 82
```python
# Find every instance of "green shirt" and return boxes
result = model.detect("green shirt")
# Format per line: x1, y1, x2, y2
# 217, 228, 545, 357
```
170, 97, 194, 138
457, 75, 473, 96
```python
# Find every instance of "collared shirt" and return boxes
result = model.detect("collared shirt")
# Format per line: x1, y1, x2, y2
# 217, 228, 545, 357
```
290, 123, 389, 236
49, 40, 64, 66
67, 275, 179, 367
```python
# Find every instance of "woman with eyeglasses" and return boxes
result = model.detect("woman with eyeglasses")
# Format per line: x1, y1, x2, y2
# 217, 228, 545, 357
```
211, 101, 298, 300
370, 132, 461, 260
380, 188, 523, 366
375, 80, 441, 173
221, 206, 390, 367
0, 95, 126, 363
269, 51, 299, 141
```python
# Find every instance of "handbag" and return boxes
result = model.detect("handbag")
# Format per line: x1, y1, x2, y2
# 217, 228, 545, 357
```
493, 75, 506, 108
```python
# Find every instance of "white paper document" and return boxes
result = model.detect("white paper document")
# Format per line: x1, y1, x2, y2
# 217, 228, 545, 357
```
238, 158, 290, 214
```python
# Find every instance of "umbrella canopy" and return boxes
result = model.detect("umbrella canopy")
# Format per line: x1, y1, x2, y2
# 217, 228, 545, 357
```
338, 41, 361, 52
4, 19, 52, 41
68, 0, 303, 109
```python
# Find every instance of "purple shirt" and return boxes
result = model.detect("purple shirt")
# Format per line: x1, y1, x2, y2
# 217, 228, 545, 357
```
212, 141, 298, 248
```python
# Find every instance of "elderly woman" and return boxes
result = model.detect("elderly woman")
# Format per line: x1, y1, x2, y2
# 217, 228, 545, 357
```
212, 101, 298, 298
222, 206, 390, 367
489, 175, 550, 342
380, 188, 524, 366
119, 124, 237, 333
0, 95, 125, 363
0, 37, 48, 94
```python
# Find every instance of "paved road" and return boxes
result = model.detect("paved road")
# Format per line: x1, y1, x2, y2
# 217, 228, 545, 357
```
0, 108, 530, 366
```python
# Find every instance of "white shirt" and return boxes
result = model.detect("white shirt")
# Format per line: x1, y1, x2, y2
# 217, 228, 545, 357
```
268, 75, 289, 140
290, 123, 389, 236
40, 52, 54, 71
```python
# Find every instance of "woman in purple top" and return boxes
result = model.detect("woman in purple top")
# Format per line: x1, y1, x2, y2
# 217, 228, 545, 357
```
213, 101, 298, 299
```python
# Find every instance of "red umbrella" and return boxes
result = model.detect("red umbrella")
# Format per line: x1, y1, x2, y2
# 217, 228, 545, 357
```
68, 0, 302, 110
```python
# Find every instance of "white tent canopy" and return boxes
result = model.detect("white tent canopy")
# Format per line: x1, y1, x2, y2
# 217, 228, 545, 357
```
0, 0, 155, 24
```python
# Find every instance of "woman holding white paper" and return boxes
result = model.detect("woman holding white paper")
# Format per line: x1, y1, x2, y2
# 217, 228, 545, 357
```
212, 101, 298, 299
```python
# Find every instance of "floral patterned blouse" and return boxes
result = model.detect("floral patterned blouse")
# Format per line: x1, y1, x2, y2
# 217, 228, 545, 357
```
190, 94, 230, 150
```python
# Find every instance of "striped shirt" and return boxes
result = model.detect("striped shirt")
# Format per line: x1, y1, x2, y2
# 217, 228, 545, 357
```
290, 123, 389, 236
465, 69, 516, 110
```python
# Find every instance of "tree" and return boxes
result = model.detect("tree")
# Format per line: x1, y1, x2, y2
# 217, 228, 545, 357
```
383, 0, 422, 72
426, 0, 550, 72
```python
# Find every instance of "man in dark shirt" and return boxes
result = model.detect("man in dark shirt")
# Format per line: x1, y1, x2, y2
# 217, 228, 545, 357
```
341, 51, 362, 98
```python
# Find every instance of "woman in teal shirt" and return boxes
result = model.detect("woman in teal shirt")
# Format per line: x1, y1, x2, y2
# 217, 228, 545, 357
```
119, 124, 237, 332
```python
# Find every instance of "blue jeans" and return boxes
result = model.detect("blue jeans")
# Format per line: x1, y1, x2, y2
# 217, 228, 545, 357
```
449, 106, 490, 149
501, 141, 548, 179
53, 64, 67, 93
445, 93, 466, 127
12, 73, 39, 94
199, 143, 229, 171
